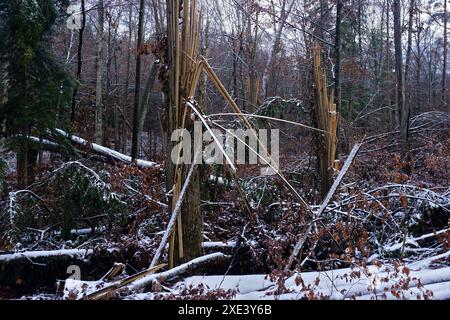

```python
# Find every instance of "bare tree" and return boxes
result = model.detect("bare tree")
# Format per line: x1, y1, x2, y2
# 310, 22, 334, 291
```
394, 0, 410, 156
71, 0, 86, 122
95, 0, 106, 145
443, 0, 448, 107
131, 0, 146, 161
261, 0, 296, 98
335, 0, 343, 113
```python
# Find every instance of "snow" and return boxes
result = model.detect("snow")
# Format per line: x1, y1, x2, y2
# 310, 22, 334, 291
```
55, 129, 160, 169
202, 241, 237, 249
0, 249, 94, 263
383, 228, 450, 253
166, 253, 450, 300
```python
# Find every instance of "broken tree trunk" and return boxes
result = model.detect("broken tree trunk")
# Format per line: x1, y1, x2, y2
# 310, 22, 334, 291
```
312, 46, 339, 198
165, 0, 203, 268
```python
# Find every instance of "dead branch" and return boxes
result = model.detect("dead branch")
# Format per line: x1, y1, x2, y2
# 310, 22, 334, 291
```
53, 129, 160, 169
285, 143, 362, 271
126, 252, 230, 294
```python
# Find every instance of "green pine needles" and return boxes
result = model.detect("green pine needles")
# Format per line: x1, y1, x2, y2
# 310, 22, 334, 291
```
0, 0, 75, 137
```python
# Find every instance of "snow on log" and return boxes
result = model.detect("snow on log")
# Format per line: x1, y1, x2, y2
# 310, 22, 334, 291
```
173, 253, 450, 300
0, 249, 94, 263
202, 241, 237, 249
63, 252, 230, 299
54, 129, 160, 169
127, 252, 230, 293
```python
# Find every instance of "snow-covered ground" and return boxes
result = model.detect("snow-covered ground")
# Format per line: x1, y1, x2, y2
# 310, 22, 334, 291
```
117, 252, 450, 300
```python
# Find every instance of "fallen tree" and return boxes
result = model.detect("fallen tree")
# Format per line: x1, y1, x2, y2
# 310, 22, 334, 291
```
63, 252, 230, 300
53, 129, 160, 169
0, 248, 120, 289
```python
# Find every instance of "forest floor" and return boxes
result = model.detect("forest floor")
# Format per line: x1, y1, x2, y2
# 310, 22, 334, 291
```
0, 112, 449, 300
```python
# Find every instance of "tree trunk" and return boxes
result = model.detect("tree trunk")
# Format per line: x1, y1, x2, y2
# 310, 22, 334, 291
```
121, 3, 133, 155
199, 18, 210, 112
137, 60, 161, 149
131, 0, 146, 161
261, 0, 295, 98
443, 0, 448, 107
335, 0, 343, 113
393, 0, 410, 156
165, 0, 202, 267
246, 13, 259, 111
71, 0, 85, 122
95, 0, 105, 145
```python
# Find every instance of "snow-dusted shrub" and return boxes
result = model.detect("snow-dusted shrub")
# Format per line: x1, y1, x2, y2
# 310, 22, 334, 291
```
2, 162, 128, 248
49, 162, 128, 238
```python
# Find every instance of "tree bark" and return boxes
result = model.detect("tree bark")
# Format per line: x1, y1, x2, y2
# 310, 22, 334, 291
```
131, 0, 146, 161
121, 3, 133, 155
95, 0, 105, 145
443, 0, 448, 107
261, 0, 295, 98
393, 0, 410, 156
71, 0, 85, 122
335, 0, 343, 113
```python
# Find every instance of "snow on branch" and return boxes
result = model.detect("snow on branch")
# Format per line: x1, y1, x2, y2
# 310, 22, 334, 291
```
0, 248, 94, 263
54, 129, 160, 169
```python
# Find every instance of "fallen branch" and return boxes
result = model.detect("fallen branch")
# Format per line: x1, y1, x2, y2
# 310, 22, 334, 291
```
384, 228, 450, 253
82, 263, 166, 300
285, 143, 362, 271
54, 129, 160, 169
0, 248, 94, 263
149, 148, 201, 269
126, 252, 230, 294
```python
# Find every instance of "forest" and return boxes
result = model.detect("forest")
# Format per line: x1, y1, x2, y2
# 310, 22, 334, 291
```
0, 0, 449, 301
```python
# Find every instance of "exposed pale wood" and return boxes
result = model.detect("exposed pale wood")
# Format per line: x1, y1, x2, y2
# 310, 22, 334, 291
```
312, 46, 339, 197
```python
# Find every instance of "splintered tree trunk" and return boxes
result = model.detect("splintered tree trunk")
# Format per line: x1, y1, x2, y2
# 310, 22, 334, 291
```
312, 47, 338, 199
95, 0, 105, 145
166, 0, 202, 267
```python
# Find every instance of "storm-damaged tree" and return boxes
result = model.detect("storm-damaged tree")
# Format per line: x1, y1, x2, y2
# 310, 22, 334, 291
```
164, 0, 202, 266
0, 0, 75, 187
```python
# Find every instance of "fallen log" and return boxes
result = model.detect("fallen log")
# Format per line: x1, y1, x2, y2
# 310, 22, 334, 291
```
53, 129, 160, 170
126, 252, 230, 294
66, 252, 230, 299
0, 248, 120, 290
0, 249, 94, 263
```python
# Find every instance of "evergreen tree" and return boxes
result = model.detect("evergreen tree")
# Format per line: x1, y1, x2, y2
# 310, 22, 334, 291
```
0, 0, 75, 186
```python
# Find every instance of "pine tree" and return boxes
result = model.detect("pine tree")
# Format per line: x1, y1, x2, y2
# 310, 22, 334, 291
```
0, 0, 75, 186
